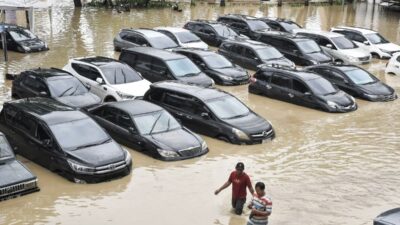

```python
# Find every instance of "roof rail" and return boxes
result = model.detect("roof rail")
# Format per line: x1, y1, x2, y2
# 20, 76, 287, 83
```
194, 19, 219, 24
257, 63, 297, 71
226, 14, 258, 20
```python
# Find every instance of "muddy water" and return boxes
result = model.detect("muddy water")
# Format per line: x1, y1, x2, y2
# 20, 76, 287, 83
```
1, 1, 400, 225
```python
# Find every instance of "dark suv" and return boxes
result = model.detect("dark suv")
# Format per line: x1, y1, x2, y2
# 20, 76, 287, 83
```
173, 48, 249, 85
306, 64, 397, 101
248, 65, 357, 113
0, 98, 132, 183
218, 39, 294, 70
12, 68, 101, 109
258, 18, 302, 33
217, 14, 270, 40
144, 81, 275, 145
119, 47, 214, 87
0, 132, 39, 201
183, 20, 246, 47
256, 32, 333, 66
0, 23, 48, 53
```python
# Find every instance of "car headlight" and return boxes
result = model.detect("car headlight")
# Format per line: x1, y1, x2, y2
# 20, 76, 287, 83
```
349, 95, 355, 102
327, 100, 338, 108
219, 74, 234, 81
124, 150, 132, 164
116, 91, 135, 99
158, 149, 180, 158
346, 55, 358, 62
364, 93, 379, 99
201, 141, 208, 151
67, 160, 95, 174
232, 128, 250, 141
22, 46, 30, 51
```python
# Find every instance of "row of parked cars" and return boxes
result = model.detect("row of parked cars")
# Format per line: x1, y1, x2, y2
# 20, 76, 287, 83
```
1, 14, 399, 201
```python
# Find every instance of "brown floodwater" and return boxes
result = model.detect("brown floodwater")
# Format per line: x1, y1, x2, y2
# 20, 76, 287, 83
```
1, 1, 400, 225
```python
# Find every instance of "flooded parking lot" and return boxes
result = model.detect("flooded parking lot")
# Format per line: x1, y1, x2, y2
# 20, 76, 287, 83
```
1, 1, 400, 225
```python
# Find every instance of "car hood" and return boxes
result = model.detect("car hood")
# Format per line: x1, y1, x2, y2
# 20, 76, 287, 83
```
307, 52, 332, 62
319, 91, 354, 106
20, 38, 46, 48
359, 81, 394, 95
67, 141, 125, 167
144, 128, 201, 152
181, 41, 208, 50
111, 79, 152, 97
340, 48, 370, 58
177, 72, 214, 87
55, 92, 101, 108
376, 42, 400, 52
212, 67, 248, 78
262, 57, 294, 67
222, 112, 272, 134
0, 160, 36, 187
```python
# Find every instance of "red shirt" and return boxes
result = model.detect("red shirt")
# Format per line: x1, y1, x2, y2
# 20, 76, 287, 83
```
228, 171, 252, 199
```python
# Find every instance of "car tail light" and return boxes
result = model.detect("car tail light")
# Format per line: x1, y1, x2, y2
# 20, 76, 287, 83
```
249, 76, 257, 84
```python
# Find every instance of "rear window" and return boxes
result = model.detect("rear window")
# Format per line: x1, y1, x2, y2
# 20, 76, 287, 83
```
0, 135, 14, 161
99, 63, 142, 85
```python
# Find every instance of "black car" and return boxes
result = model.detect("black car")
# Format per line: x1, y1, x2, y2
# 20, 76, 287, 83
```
0, 98, 132, 183
12, 68, 101, 109
306, 64, 397, 101
217, 14, 271, 40
218, 39, 295, 71
173, 48, 249, 85
0, 24, 49, 53
0, 132, 39, 201
256, 32, 333, 66
374, 208, 400, 225
89, 100, 209, 161
183, 20, 248, 47
258, 18, 302, 33
119, 47, 214, 87
248, 65, 357, 113
144, 81, 275, 145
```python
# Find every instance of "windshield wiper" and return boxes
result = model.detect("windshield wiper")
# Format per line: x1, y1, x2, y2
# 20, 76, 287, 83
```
149, 113, 163, 135
69, 86, 79, 96
72, 139, 111, 151
59, 86, 73, 97
225, 112, 249, 120
182, 72, 200, 77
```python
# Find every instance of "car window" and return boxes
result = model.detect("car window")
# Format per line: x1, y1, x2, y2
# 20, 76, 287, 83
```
296, 40, 321, 54
159, 30, 178, 43
36, 123, 51, 143
3, 106, 18, 125
255, 71, 271, 82
163, 92, 195, 113
305, 77, 337, 95
247, 20, 269, 31
271, 74, 291, 88
343, 68, 376, 85
200, 26, 214, 35
317, 37, 334, 48
47, 76, 88, 97
206, 95, 249, 120
99, 63, 143, 85
136, 36, 150, 46
331, 36, 357, 49
175, 31, 201, 44
266, 21, 281, 31
323, 69, 346, 82
292, 79, 309, 94
165, 58, 201, 77
116, 111, 134, 130
280, 22, 301, 32
134, 54, 152, 71
191, 24, 202, 32
214, 25, 238, 38
14, 112, 36, 137
133, 110, 181, 135
281, 41, 298, 53
244, 48, 256, 59
147, 35, 179, 49
256, 47, 284, 60
101, 107, 119, 124
351, 33, 367, 43
231, 21, 248, 30
364, 33, 389, 44
72, 63, 102, 81
0, 135, 14, 161
22, 75, 47, 93
231, 45, 244, 55
203, 54, 233, 69
121, 33, 137, 43
396, 55, 400, 62
152, 58, 168, 75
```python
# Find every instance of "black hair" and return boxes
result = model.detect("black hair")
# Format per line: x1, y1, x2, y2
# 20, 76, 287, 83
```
255, 182, 265, 190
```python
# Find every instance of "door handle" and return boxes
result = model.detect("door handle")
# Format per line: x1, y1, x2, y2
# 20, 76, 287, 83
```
266, 84, 272, 89
288, 93, 294, 98
186, 115, 192, 120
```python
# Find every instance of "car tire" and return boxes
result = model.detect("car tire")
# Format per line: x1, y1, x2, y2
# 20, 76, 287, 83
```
104, 96, 116, 102
371, 53, 380, 59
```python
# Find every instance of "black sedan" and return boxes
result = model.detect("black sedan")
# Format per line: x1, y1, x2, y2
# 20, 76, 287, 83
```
0, 24, 48, 53
89, 100, 209, 161
12, 68, 101, 109
173, 48, 249, 85
0, 133, 39, 201
306, 64, 397, 101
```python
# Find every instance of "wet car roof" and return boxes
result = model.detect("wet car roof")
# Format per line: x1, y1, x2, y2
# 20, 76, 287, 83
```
224, 40, 270, 49
25, 68, 72, 78
175, 49, 215, 57
78, 56, 119, 67
124, 47, 185, 61
151, 81, 227, 101
106, 100, 163, 116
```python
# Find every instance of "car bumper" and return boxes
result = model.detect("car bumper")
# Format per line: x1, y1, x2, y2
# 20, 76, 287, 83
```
326, 103, 358, 113
219, 79, 250, 86
0, 180, 40, 202
363, 93, 398, 102
70, 163, 132, 184
230, 128, 276, 145
160, 148, 209, 161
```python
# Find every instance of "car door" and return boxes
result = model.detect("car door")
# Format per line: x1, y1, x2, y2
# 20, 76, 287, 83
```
253, 71, 272, 95
12, 112, 40, 162
1, 107, 31, 155
19, 75, 50, 98
189, 100, 220, 137
317, 37, 339, 59
243, 47, 260, 70
319, 68, 356, 95
231, 21, 250, 37
130, 54, 153, 81
151, 58, 172, 82
199, 26, 217, 45
350, 32, 370, 52
114, 109, 144, 151
229, 45, 246, 67
291, 78, 317, 108
269, 73, 292, 102
71, 63, 105, 98
121, 32, 140, 49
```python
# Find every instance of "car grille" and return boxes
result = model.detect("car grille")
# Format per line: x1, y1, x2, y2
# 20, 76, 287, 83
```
95, 161, 127, 174
250, 129, 274, 141
380, 94, 397, 101
0, 179, 38, 199
178, 146, 201, 157
358, 56, 370, 61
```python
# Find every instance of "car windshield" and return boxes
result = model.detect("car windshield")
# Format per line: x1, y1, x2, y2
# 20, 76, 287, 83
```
48, 76, 88, 97
256, 47, 284, 60
306, 77, 338, 95
247, 20, 269, 31
214, 25, 238, 38
297, 40, 322, 54
166, 58, 201, 77
49, 118, 110, 151
206, 96, 249, 120
9, 29, 36, 42
100, 63, 142, 85
203, 54, 233, 69
280, 22, 301, 32
133, 110, 181, 135
344, 68, 376, 85
0, 136, 14, 161
175, 31, 201, 43
365, 33, 389, 45
331, 36, 357, 49
148, 35, 179, 49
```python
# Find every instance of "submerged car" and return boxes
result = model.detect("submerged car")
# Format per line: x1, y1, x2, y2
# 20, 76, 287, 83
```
386, 52, 400, 75
89, 100, 209, 161
249, 65, 357, 113
63, 57, 151, 102
374, 208, 400, 225
155, 27, 208, 50
144, 81, 275, 145
0, 132, 39, 201
12, 68, 101, 109
258, 18, 302, 33
217, 14, 271, 40
306, 64, 397, 101
218, 39, 295, 70
119, 47, 214, 87
173, 48, 249, 85
0, 98, 132, 183
0, 24, 48, 53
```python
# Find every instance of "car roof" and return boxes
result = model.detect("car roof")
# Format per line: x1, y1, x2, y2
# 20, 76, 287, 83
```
174, 48, 216, 57
123, 47, 185, 61
261, 31, 310, 41
297, 29, 343, 38
23, 68, 72, 78
190, 20, 223, 25
262, 17, 297, 23
5, 98, 87, 125
334, 26, 376, 34
104, 100, 163, 116
223, 39, 270, 49
261, 66, 321, 81
151, 81, 228, 101
121, 28, 166, 38
155, 27, 189, 33
76, 56, 120, 67
219, 14, 259, 21
309, 63, 359, 72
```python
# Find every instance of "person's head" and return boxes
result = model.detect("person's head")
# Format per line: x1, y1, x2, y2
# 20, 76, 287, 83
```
235, 162, 245, 175
255, 182, 266, 196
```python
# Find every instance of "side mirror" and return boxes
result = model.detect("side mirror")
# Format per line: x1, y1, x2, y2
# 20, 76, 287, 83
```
326, 44, 333, 49
39, 91, 48, 97
200, 63, 206, 68
95, 77, 104, 84
42, 139, 52, 147
128, 127, 137, 134
363, 41, 370, 46
201, 112, 210, 119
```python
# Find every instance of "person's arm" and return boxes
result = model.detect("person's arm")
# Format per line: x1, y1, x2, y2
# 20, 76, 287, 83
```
215, 180, 232, 195
247, 177, 255, 195
251, 208, 271, 216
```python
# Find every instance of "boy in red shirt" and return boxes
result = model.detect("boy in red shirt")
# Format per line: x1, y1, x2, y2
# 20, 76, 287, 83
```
215, 162, 254, 215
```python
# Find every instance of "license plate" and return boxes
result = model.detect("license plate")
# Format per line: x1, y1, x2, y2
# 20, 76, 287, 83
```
262, 138, 272, 144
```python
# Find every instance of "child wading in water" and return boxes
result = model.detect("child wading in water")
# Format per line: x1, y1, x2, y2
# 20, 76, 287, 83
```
247, 182, 272, 225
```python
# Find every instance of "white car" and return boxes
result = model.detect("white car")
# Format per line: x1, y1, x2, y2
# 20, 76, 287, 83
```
385, 52, 400, 75
294, 29, 371, 65
155, 27, 208, 50
331, 26, 400, 59
63, 57, 151, 102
